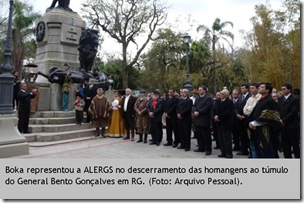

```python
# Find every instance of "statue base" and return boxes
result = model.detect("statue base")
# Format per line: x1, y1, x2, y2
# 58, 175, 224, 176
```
0, 115, 29, 158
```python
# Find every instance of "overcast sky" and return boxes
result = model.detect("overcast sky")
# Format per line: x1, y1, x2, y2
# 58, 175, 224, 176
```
29, 0, 283, 56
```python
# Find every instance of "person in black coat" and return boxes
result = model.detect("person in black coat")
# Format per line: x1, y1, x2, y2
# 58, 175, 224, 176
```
83, 78, 97, 123
236, 84, 251, 155
176, 89, 193, 151
249, 83, 281, 158
17, 83, 37, 133
163, 88, 179, 147
192, 86, 213, 155
148, 89, 164, 146
121, 88, 137, 141
277, 83, 300, 158
231, 89, 241, 151
214, 89, 234, 158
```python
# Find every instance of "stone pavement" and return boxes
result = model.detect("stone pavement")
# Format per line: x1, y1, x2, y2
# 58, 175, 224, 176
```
15, 130, 253, 159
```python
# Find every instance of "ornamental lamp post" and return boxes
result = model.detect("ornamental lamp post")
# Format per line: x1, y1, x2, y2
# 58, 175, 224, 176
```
0, 0, 15, 115
183, 33, 192, 92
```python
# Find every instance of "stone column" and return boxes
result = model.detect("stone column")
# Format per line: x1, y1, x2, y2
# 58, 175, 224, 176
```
34, 9, 86, 111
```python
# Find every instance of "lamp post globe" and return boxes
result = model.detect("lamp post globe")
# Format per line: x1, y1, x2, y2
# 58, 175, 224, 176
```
182, 33, 192, 92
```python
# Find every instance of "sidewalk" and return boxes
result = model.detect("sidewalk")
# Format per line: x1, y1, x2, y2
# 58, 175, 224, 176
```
15, 130, 252, 159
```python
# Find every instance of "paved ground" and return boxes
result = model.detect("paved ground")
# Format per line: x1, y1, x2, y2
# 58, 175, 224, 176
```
16, 130, 252, 159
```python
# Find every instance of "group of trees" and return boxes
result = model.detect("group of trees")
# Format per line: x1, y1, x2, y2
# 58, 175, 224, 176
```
0, 0, 300, 94
0, 0, 40, 75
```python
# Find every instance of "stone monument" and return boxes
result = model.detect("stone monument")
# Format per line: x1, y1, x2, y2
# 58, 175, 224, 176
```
34, 6, 86, 111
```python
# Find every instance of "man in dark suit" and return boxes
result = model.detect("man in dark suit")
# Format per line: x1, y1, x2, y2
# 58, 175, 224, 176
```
148, 89, 164, 146
163, 88, 179, 147
121, 88, 137, 141
192, 86, 213, 155
214, 89, 234, 158
83, 78, 97, 123
236, 84, 251, 155
278, 83, 300, 158
231, 89, 241, 151
17, 83, 37, 134
176, 89, 193, 151
249, 83, 281, 158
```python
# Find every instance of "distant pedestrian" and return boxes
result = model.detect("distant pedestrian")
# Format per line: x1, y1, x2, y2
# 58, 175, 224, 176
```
74, 93, 85, 125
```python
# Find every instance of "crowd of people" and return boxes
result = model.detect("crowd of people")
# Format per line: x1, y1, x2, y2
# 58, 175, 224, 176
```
76, 80, 300, 159
13, 73, 299, 159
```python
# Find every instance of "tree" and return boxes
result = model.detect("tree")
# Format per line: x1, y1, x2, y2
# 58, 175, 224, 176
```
82, 0, 167, 88
11, 0, 40, 78
197, 18, 234, 93
241, 1, 300, 88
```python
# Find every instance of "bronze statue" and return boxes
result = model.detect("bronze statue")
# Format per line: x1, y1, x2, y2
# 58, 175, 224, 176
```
78, 29, 99, 72
46, 0, 72, 12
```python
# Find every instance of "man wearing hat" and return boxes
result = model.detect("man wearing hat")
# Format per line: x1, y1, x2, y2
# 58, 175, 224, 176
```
134, 89, 149, 143
148, 89, 164, 146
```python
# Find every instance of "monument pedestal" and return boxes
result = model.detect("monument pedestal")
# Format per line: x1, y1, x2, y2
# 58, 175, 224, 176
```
35, 9, 86, 111
0, 115, 29, 158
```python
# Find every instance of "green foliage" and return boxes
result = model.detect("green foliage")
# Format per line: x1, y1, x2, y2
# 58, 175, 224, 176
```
242, 1, 300, 89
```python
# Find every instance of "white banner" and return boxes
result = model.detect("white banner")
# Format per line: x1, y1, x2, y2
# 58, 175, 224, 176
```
0, 159, 300, 199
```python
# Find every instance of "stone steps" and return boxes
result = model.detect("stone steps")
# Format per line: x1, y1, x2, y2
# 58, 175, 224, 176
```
29, 123, 92, 133
24, 128, 96, 142
26, 111, 95, 143
29, 117, 77, 125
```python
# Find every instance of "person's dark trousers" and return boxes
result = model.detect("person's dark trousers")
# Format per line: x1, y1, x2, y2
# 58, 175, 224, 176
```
85, 110, 91, 123
76, 110, 83, 124
13, 95, 18, 110
180, 119, 191, 150
232, 119, 240, 150
150, 118, 163, 144
212, 121, 220, 147
218, 127, 233, 158
282, 127, 300, 158
239, 119, 249, 153
18, 109, 30, 133
196, 126, 211, 152
166, 117, 179, 144
165, 117, 173, 144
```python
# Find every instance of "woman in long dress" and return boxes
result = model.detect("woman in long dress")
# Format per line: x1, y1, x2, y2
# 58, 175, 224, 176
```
108, 91, 125, 137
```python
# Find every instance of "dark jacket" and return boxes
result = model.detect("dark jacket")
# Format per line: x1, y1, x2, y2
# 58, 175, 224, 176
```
83, 84, 97, 110
164, 96, 179, 119
214, 98, 234, 130
237, 93, 251, 116
148, 97, 164, 121
17, 90, 35, 112
121, 95, 137, 118
192, 94, 213, 128
176, 97, 193, 122
277, 94, 300, 129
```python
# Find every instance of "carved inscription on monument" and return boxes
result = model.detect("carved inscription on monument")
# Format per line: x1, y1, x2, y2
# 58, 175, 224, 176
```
61, 24, 82, 45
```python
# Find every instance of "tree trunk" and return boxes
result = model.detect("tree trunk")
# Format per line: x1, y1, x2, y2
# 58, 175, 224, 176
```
122, 44, 129, 88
